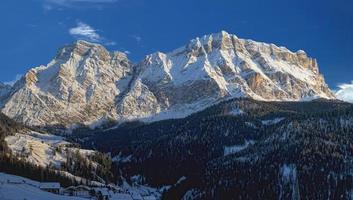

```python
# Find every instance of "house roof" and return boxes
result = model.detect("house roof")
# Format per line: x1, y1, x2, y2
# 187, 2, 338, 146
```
40, 182, 60, 189
65, 185, 91, 191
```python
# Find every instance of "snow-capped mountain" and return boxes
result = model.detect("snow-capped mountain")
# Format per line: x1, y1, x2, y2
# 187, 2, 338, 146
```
2, 41, 132, 127
1, 31, 335, 128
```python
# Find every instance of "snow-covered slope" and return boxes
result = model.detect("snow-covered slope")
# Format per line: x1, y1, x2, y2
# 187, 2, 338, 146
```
2, 40, 132, 127
0, 173, 86, 200
1, 31, 335, 128
5, 131, 95, 168
0, 172, 162, 200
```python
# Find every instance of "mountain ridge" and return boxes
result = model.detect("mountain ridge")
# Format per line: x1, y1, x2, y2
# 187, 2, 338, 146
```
0, 31, 335, 128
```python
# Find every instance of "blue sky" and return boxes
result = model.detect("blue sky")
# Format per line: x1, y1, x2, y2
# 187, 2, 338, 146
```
0, 0, 352, 91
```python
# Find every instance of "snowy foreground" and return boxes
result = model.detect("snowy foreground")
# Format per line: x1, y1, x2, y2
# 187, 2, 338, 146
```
0, 173, 161, 200
2, 131, 163, 200
0, 173, 85, 200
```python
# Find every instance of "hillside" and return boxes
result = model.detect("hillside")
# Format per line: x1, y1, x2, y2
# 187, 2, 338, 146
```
73, 99, 353, 199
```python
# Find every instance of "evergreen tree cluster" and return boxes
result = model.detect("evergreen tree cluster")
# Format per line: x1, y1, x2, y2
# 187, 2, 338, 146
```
77, 98, 353, 199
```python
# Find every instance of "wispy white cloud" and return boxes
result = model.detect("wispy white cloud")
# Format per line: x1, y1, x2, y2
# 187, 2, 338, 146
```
335, 81, 353, 103
4, 74, 23, 86
69, 21, 117, 46
123, 50, 131, 54
69, 22, 102, 42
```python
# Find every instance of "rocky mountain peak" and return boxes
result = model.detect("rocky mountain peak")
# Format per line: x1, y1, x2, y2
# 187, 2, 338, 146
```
1, 40, 134, 127
55, 40, 111, 63
0, 32, 336, 128
184, 31, 237, 55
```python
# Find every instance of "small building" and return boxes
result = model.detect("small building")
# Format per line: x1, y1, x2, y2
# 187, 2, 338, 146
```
39, 182, 61, 194
64, 185, 92, 198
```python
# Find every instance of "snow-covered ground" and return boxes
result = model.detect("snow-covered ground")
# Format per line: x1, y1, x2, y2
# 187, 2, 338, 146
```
112, 153, 133, 163
0, 173, 86, 200
3, 132, 163, 199
261, 117, 285, 126
5, 131, 95, 168
245, 121, 257, 129
229, 108, 245, 116
224, 140, 255, 156
0, 172, 162, 200
121, 181, 161, 200
278, 164, 300, 200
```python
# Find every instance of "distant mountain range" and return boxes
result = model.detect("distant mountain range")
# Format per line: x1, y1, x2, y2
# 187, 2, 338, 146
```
0, 31, 334, 129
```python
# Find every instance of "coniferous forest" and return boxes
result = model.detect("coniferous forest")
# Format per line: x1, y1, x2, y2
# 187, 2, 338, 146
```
1, 96, 353, 199
73, 98, 353, 199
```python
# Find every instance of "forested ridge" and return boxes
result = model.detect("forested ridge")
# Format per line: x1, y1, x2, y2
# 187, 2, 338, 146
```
2, 98, 353, 199
77, 98, 353, 199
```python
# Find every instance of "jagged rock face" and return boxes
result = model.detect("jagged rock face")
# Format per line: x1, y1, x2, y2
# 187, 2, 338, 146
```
1, 31, 335, 127
123, 31, 334, 121
166, 31, 334, 101
2, 41, 133, 127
